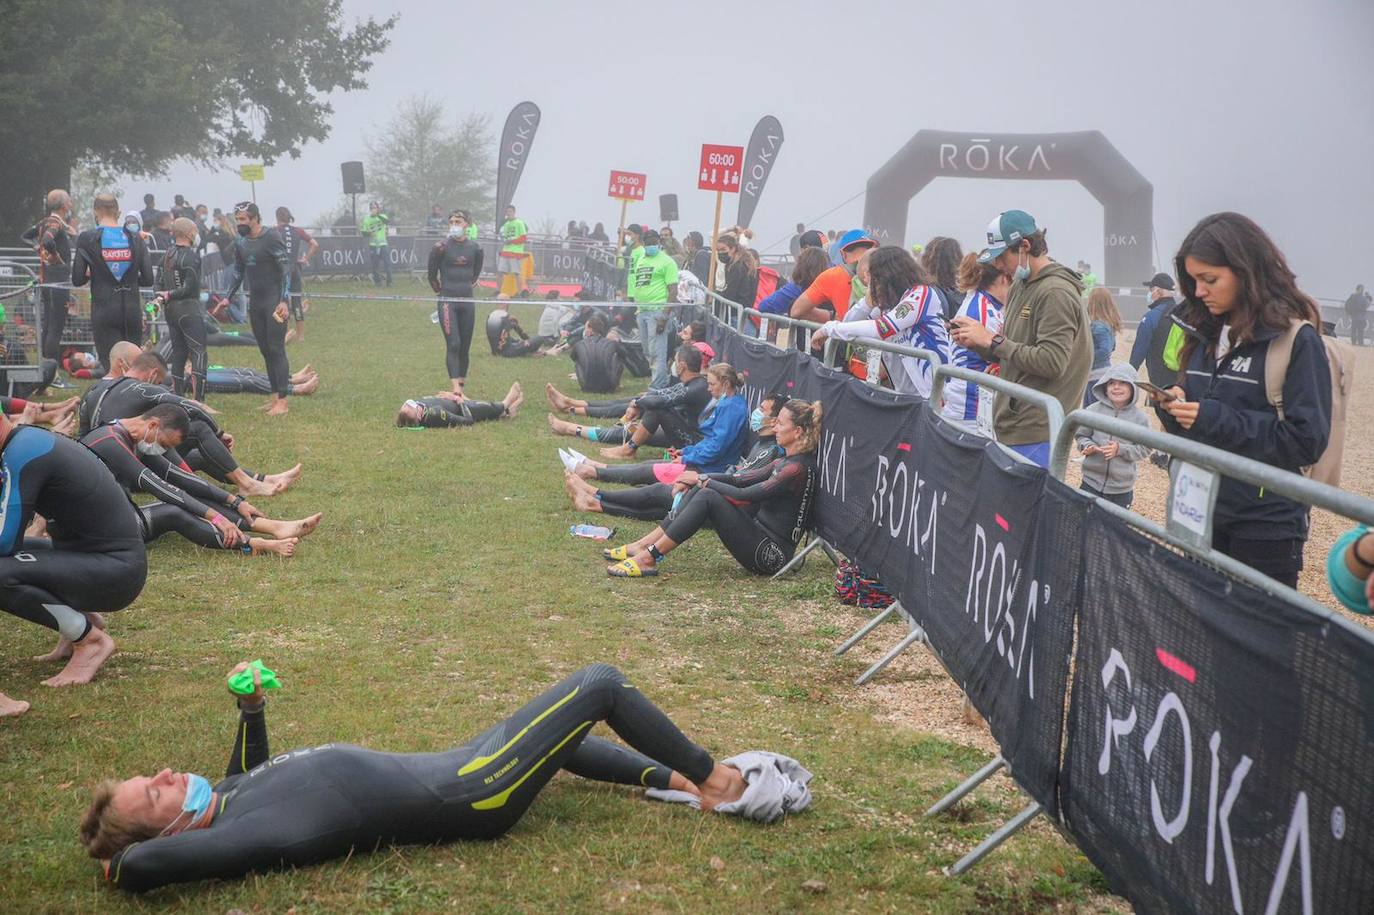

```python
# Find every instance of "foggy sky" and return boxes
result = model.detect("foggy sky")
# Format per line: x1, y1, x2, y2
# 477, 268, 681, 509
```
139, 0, 1374, 300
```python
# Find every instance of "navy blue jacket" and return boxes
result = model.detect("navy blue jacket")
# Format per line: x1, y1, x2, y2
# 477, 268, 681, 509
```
1157, 321, 1331, 540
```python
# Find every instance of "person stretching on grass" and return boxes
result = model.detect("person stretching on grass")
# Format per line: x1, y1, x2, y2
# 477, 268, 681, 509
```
394, 383, 524, 428
594, 399, 821, 578
81, 661, 756, 892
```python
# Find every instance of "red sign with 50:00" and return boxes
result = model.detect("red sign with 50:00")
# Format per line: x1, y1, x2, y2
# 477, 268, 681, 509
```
698, 144, 744, 193
608, 170, 647, 200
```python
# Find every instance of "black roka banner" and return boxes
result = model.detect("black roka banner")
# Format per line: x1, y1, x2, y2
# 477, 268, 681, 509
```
495, 101, 541, 228
578, 245, 628, 301
301, 236, 589, 282
714, 319, 1374, 909
713, 329, 1078, 814
1063, 514, 1374, 914
736, 115, 784, 229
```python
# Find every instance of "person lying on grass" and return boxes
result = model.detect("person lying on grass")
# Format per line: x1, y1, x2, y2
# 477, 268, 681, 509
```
595, 399, 822, 578
545, 345, 711, 457
562, 390, 787, 521
81, 661, 753, 892
394, 383, 524, 428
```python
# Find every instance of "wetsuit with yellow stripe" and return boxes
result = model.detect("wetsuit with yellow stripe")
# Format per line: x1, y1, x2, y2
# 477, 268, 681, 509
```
105, 664, 715, 892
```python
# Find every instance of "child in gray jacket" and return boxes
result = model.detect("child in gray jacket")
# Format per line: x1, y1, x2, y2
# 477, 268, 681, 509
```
1075, 363, 1151, 508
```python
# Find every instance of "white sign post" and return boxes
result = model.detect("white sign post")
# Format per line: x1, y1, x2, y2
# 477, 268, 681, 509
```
1167, 460, 1219, 549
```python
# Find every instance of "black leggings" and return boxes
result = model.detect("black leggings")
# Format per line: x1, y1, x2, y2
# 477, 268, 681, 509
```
205, 367, 280, 396
0, 538, 147, 641
585, 398, 635, 419
596, 463, 665, 485
663, 487, 792, 575
178, 420, 239, 479
248, 299, 290, 396
165, 300, 208, 401
597, 482, 674, 521
440, 297, 475, 380
591, 408, 697, 448
139, 503, 250, 551
40, 288, 69, 361
93, 296, 144, 369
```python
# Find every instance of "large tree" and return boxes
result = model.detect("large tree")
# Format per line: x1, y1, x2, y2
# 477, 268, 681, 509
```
364, 96, 494, 227
0, 0, 394, 240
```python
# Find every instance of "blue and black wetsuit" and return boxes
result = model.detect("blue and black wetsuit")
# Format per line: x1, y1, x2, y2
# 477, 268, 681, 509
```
71, 225, 154, 369
223, 229, 291, 396
0, 426, 146, 643
105, 664, 715, 893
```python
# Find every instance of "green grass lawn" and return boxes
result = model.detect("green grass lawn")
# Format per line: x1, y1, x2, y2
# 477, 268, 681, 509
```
0, 279, 1116, 913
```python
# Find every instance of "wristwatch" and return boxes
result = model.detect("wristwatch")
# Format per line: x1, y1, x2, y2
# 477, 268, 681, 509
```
989, 332, 1007, 352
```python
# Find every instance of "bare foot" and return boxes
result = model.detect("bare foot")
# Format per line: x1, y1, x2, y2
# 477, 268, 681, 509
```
42, 627, 115, 687
292, 374, 320, 396
547, 414, 581, 437
237, 478, 284, 498
545, 383, 575, 412
266, 399, 289, 416
284, 328, 298, 344
573, 460, 599, 480
0, 692, 29, 718
294, 364, 314, 380
697, 763, 748, 810
503, 382, 524, 418
250, 537, 298, 558
50, 413, 76, 437
263, 464, 303, 491
266, 513, 322, 540
599, 445, 636, 460
25, 515, 48, 538
33, 612, 105, 662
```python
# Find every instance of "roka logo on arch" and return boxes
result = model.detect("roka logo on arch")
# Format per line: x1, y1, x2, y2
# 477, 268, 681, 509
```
937, 137, 1054, 173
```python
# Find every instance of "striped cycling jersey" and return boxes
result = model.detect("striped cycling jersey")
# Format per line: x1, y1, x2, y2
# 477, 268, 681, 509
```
942, 289, 1005, 422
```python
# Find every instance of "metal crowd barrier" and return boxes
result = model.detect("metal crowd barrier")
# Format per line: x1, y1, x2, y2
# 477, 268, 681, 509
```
703, 285, 1374, 878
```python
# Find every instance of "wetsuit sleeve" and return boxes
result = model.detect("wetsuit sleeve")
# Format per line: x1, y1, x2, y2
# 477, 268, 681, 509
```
143, 449, 233, 508
130, 383, 219, 432
705, 460, 775, 491
166, 249, 201, 303
106, 822, 286, 893
71, 236, 91, 288
20, 223, 39, 247
472, 242, 484, 279
134, 234, 155, 288
86, 430, 215, 517
38, 221, 65, 265
635, 382, 688, 411
0, 396, 28, 414
222, 241, 245, 297
427, 243, 443, 292
270, 234, 291, 301
707, 459, 803, 503
225, 703, 269, 777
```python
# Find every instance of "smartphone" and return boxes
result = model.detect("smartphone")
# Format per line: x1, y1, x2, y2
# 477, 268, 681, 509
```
1136, 381, 1178, 402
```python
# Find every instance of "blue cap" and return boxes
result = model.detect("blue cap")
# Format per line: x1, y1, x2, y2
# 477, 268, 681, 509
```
978, 210, 1039, 263
829, 228, 877, 265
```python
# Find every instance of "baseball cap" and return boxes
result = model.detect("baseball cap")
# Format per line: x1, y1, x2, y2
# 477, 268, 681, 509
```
977, 210, 1039, 263
798, 229, 826, 250
1144, 272, 1175, 291
625, 223, 645, 237
642, 229, 660, 245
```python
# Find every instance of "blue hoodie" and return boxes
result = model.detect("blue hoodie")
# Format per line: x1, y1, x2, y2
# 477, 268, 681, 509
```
680, 393, 749, 473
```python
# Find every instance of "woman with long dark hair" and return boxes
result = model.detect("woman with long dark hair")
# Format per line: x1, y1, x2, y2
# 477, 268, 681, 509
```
1154, 212, 1331, 587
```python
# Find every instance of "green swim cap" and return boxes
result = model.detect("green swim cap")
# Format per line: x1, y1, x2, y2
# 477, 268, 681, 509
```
227, 660, 281, 695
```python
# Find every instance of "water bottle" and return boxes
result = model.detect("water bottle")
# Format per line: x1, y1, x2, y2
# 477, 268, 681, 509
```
570, 524, 615, 541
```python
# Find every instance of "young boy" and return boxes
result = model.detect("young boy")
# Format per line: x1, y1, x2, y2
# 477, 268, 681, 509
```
1075, 364, 1151, 508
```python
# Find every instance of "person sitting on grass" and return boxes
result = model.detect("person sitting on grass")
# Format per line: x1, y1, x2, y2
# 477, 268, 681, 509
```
546, 346, 710, 457
486, 309, 555, 358
563, 391, 787, 521
82, 404, 322, 559
599, 399, 822, 578
80, 661, 766, 893
395, 383, 524, 428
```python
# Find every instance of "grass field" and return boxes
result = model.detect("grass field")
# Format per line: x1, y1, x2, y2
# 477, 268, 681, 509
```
0, 278, 1116, 914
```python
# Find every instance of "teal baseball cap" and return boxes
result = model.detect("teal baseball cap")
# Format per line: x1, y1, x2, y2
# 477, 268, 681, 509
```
977, 210, 1039, 263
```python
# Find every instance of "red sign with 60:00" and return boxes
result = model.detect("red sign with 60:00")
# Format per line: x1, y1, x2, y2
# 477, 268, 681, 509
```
698, 144, 744, 193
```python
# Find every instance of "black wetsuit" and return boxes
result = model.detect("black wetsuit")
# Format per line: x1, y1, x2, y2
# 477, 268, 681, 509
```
0, 426, 146, 642
591, 376, 710, 447
71, 225, 154, 368
595, 439, 783, 521
277, 224, 311, 321
406, 397, 508, 428
427, 237, 484, 380
224, 229, 291, 396
485, 310, 552, 358
571, 333, 624, 393
80, 423, 251, 553
105, 664, 713, 893
156, 245, 206, 400
79, 378, 249, 484
661, 454, 817, 575
23, 215, 73, 360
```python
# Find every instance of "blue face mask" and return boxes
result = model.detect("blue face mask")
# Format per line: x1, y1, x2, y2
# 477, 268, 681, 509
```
644, 245, 660, 256
1013, 250, 1030, 282
749, 407, 765, 432
160, 773, 213, 836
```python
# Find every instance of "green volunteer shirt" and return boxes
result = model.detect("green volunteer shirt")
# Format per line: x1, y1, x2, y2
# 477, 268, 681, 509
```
628, 250, 679, 310
501, 218, 527, 255
360, 213, 389, 246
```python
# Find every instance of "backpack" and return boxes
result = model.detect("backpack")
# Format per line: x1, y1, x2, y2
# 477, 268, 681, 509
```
746, 266, 780, 329
1264, 319, 1352, 486
834, 559, 895, 609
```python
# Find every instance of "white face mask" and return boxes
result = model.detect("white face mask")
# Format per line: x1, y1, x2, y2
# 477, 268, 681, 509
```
137, 428, 166, 456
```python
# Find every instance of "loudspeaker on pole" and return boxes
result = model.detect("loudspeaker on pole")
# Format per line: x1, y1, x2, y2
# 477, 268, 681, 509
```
659, 194, 679, 223
341, 161, 366, 195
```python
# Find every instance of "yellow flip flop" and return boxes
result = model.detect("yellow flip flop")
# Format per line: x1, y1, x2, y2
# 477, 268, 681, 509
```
603, 545, 632, 561
607, 558, 657, 578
